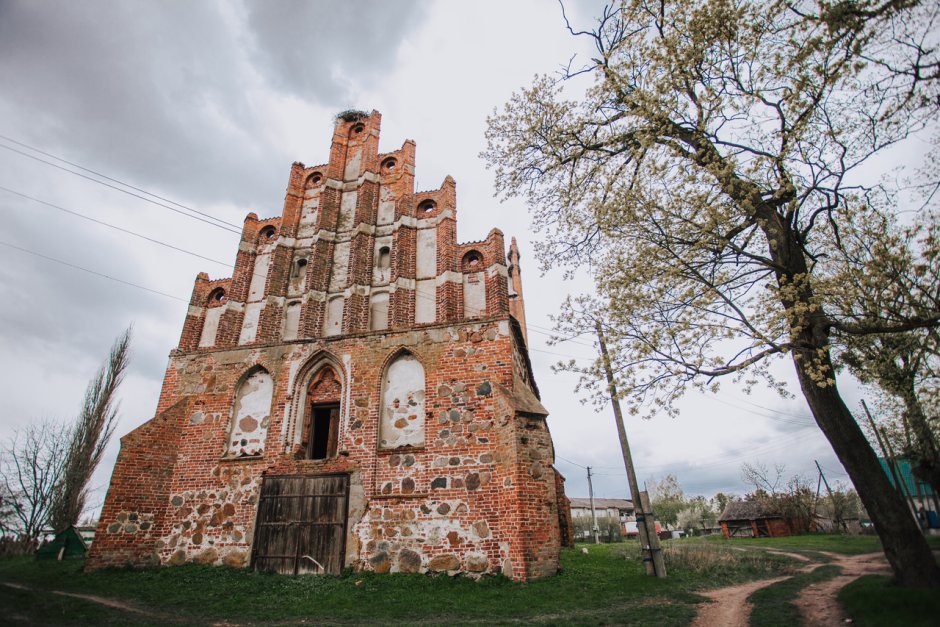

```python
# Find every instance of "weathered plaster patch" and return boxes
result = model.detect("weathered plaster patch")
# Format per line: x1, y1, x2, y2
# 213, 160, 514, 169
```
225, 369, 273, 457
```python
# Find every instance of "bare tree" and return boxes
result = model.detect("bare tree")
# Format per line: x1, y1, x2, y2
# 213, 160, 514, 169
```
742, 462, 815, 533
0, 422, 69, 552
49, 328, 131, 531
485, 0, 940, 586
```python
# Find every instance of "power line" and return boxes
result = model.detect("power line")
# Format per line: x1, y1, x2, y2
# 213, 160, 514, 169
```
555, 454, 587, 469
0, 240, 187, 302
0, 134, 242, 230
0, 185, 233, 269
0, 141, 242, 234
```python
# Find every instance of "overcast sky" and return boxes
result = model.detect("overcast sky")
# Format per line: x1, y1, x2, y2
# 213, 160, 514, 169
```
0, 0, 865, 516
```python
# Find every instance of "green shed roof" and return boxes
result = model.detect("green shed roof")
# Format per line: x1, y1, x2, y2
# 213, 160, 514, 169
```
878, 458, 935, 498
36, 526, 87, 560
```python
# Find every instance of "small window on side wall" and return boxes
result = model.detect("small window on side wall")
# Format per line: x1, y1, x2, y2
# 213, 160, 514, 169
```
208, 288, 226, 307
259, 226, 277, 242
305, 172, 323, 189
418, 200, 436, 214
462, 250, 483, 272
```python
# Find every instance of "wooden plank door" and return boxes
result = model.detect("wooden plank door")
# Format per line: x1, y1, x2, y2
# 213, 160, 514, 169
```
250, 474, 349, 575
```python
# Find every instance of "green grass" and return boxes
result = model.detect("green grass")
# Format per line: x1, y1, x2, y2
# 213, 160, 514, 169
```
693, 533, 885, 555
3, 535, 931, 625
0, 544, 798, 626
747, 564, 841, 627
838, 574, 940, 627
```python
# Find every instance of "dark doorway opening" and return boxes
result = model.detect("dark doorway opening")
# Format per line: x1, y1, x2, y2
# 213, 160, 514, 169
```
308, 403, 339, 460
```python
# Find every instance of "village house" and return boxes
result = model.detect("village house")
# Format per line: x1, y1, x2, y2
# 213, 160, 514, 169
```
569, 498, 634, 540
86, 110, 566, 580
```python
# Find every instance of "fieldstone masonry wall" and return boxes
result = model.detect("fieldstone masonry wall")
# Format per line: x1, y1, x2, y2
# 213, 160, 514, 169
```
88, 111, 563, 580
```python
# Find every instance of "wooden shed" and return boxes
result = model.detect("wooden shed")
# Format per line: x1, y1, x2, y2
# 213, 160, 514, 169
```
718, 500, 810, 538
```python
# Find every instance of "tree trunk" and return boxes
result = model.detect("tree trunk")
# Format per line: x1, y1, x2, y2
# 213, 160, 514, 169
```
792, 353, 940, 588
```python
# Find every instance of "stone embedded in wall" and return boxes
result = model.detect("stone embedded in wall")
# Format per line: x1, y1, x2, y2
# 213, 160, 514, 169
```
427, 554, 460, 572
398, 548, 422, 573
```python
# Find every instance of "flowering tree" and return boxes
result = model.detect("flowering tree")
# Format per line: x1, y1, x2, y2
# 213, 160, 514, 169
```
485, 0, 940, 586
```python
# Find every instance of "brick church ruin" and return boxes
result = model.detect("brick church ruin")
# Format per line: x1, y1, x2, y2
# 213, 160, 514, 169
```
87, 110, 567, 580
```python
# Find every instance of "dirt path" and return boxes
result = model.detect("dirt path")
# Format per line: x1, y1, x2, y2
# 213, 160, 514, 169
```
794, 551, 891, 626
690, 575, 791, 627
2, 581, 182, 622
690, 549, 892, 627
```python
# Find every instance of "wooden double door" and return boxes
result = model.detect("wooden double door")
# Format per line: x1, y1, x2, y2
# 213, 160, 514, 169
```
250, 474, 349, 575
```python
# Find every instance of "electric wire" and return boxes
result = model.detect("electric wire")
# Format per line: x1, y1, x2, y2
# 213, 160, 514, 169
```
0, 240, 188, 302
0, 142, 242, 234
0, 134, 242, 230
0, 185, 234, 269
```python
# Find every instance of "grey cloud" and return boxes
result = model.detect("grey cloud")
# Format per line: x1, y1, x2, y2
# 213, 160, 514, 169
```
0, 1, 424, 211
243, 0, 423, 101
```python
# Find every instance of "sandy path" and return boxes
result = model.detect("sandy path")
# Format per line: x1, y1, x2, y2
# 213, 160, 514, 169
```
690, 575, 791, 627
794, 552, 891, 626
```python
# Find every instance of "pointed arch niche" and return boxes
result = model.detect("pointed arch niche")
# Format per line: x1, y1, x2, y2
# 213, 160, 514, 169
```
302, 366, 343, 460
225, 367, 274, 457
378, 352, 426, 449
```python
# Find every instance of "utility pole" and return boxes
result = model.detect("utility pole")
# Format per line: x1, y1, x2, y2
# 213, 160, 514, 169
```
596, 321, 666, 577
862, 400, 909, 505
815, 460, 843, 532
587, 466, 600, 544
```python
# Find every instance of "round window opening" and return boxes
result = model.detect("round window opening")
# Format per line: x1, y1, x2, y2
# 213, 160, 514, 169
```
306, 173, 323, 188
210, 288, 226, 304
382, 158, 397, 171
463, 251, 483, 270
352, 123, 364, 135
418, 200, 436, 214
260, 226, 276, 240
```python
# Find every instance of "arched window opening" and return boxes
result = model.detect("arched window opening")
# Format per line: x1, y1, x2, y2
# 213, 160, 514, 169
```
370, 292, 389, 331
304, 367, 342, 460
208, 288, 226, 306
259, 226, 277, 241
418, 199, 436, 214
291, 257, 308, 284
226, 368, 273, 457
377, 246, 391, 271
379, 353, 425, 449
462, 250, 483, 272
